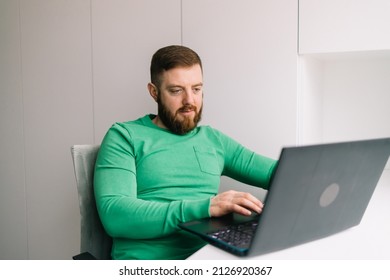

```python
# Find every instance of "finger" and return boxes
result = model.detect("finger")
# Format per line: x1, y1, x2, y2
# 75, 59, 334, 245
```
231, 204, 252, 216
233, 193, 263, 213
235, 199, 262, 214
210, 191, 264, 217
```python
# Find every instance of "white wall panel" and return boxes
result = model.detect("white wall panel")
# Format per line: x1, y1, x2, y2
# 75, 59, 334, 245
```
183, 0, 298, 159
0, 0, 28, 260
20, 0, 94, 259
92, 0, 182, 143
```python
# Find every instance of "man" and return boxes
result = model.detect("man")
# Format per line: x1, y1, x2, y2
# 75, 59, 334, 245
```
94, 45, 277, 259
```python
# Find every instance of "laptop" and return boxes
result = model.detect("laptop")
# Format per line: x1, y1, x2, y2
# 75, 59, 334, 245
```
179, 137, 390, 257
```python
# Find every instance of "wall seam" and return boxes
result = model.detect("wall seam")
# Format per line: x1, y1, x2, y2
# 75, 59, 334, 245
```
18, 0, 30, 259
180, 0, 183, 45
89, 0, 96, 144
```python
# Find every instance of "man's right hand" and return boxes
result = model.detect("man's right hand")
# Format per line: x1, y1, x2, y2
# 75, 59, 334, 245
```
209, 190, 264, 217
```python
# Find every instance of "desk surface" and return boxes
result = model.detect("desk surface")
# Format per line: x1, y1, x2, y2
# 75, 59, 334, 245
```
189, 170, 390, 260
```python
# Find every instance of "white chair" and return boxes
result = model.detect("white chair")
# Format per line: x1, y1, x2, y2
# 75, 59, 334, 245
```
70, 145, 112, 260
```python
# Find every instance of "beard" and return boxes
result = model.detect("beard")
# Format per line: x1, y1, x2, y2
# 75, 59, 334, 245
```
157, 96, 203, 135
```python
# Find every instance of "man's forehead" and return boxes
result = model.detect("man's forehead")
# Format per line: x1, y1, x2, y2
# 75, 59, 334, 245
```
161, 64, 203, 82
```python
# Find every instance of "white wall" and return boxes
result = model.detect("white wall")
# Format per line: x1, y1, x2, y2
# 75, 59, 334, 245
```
92, 0, 182, 142
0, 0, 297, 259
298, 52, 390, 141
322, 52, 390, 143
1, 0, 94, 260
20, 0, 94, 260
183, 0, 298, 159
0, 0, 28, 259
297, 56, 324, 145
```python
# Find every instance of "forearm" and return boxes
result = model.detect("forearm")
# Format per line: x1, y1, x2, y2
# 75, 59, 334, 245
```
225, 151, 277, 188
222, 142, 277, 189
94, 169, 210, 239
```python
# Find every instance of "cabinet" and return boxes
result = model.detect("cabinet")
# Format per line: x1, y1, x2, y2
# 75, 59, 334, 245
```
298, 0, 390, 149
299, 0, 390, 54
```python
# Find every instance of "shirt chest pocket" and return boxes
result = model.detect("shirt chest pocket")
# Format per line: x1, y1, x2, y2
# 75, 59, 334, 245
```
193, 146, 221, 176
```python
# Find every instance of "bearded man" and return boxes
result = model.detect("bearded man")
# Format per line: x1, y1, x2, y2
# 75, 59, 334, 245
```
94, 45, 277, 260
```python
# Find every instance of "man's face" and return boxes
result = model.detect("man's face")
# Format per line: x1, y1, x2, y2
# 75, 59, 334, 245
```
152, 64, 203, 135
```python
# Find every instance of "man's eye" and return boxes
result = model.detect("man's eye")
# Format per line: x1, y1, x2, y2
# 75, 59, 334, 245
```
193, 87, 202, 94
170, 89, 182, 95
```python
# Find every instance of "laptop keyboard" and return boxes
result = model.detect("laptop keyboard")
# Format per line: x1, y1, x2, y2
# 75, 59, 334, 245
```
207, 220, 259, 249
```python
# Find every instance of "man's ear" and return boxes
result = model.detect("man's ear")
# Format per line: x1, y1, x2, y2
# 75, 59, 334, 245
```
148, 83, 158, 102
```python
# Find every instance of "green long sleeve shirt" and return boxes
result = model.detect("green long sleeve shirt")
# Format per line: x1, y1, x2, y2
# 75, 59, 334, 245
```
94, 114, 277, 259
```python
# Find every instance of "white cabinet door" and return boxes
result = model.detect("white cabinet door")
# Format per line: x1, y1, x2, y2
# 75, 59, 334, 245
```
299, 0, 390, 53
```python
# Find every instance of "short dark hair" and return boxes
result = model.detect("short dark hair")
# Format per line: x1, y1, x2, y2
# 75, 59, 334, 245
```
150, 45, 203, 89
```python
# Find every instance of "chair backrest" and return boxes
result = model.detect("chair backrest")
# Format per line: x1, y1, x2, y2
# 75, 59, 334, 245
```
71, 144, 112, 260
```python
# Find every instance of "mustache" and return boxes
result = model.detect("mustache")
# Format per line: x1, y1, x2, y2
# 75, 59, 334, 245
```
177, 104, 197, 113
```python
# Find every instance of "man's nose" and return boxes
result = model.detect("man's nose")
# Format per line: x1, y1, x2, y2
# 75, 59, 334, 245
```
182, 89, 195, 104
